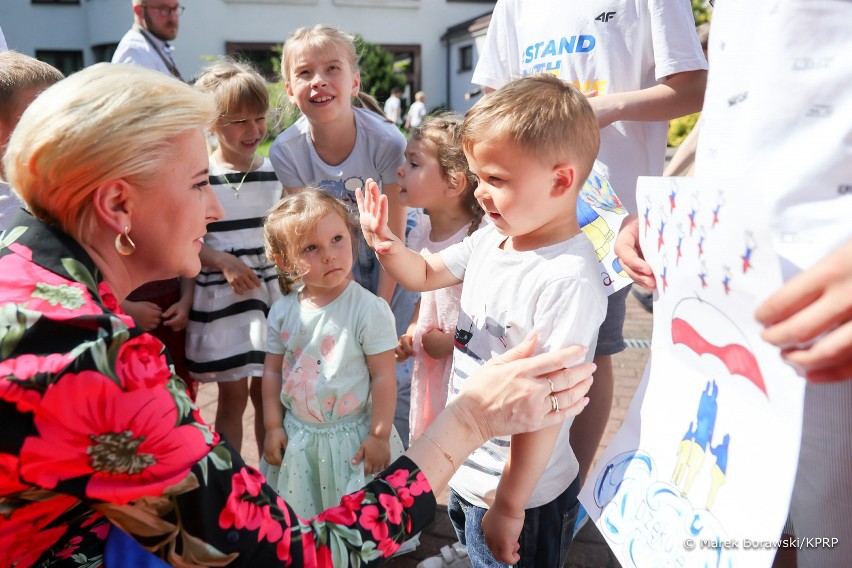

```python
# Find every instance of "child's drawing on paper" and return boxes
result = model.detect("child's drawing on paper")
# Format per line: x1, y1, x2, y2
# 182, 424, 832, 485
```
578, 164, 632, 293
580, 177, 805, 568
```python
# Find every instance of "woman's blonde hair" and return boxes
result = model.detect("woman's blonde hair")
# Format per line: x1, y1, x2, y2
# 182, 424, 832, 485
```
410, 113, 482, 236
4, 63, 216, 241
263, 188, 356, 294
280, 25, 359, 82
194, 58, 269, 121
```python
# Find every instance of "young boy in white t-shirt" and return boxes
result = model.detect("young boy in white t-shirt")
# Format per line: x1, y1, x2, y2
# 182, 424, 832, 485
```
358, 75, 608, 566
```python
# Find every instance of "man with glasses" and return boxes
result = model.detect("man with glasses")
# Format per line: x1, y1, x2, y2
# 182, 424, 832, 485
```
112, 0, 185, 81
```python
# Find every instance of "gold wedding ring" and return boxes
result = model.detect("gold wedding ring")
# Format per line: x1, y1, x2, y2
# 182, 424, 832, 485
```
547, 378, 555, 393
550, 393, 560, 413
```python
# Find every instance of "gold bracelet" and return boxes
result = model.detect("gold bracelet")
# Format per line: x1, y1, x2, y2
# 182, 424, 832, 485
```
422, 432, 456, 471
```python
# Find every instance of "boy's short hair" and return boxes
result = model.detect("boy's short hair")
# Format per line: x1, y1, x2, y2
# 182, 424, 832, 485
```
462, 75, 600, 185
0, 51, 64, 119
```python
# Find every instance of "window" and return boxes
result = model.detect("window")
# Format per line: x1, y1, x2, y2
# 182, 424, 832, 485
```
31, 0, 80, 4
459, 45, 473, 72
92, 43, 119, 64
35, 50, 83, 76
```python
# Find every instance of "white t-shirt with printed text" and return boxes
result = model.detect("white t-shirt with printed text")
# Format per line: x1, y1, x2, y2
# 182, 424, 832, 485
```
441, 224, 607, 509
472, 0, 707, 213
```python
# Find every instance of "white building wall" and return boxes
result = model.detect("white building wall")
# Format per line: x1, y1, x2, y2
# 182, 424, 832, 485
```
1, 0, 494, 113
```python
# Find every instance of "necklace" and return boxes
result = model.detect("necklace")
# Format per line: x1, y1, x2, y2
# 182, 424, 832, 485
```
214, 155, 257, 198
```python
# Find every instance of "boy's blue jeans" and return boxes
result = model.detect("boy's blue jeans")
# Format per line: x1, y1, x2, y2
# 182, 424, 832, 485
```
448, 477, 580, 567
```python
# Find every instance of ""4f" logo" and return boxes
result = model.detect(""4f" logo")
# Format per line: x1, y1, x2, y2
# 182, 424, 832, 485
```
595, 11, 616, 22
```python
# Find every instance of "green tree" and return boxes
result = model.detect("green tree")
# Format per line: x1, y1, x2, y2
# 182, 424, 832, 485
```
354, 34, 406, 105
692, 0, 712, 25
666, 1, 712, 146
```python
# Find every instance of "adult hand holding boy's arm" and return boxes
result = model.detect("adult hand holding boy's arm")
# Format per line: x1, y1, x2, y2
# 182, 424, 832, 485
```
755, 240, 852, 383
614, 213, 656, 290
357, 178, 462, 292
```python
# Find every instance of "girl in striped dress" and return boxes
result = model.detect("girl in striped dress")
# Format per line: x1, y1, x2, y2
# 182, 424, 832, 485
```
186, 59, 283, 455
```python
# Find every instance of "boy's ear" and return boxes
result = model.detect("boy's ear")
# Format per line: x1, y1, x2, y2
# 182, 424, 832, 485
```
90, 178, 134, 235
551, 163, 576, 198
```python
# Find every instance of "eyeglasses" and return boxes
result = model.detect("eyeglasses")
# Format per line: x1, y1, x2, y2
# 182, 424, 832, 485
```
142, 4, 185, 17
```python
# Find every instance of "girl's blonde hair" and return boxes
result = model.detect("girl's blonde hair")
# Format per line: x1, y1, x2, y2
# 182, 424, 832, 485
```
4, 63, 216, 241
410, 113, 483, 236
194, 58, 269, 120
280, 25, 359, 81
263, 188, 356, 294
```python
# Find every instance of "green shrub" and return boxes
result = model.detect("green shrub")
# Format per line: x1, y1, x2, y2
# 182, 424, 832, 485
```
668, 112, 700, 147
266, 81, 301, 139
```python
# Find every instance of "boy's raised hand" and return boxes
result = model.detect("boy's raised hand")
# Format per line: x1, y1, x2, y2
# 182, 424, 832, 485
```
356, 178, 404, 255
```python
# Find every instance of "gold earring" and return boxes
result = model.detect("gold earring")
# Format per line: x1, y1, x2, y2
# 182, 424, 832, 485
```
115, 226, 136, 256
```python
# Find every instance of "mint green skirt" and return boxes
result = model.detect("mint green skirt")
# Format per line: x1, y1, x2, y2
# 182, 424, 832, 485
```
260, 410, 404, 519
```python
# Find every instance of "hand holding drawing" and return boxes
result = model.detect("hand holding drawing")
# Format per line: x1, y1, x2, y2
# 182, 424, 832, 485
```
755, 240, 852, 383
614, 213, 656, 289
356, 178, 404, 255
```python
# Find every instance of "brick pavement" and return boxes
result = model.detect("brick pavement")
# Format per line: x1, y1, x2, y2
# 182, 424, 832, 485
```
197, 290, 653, 567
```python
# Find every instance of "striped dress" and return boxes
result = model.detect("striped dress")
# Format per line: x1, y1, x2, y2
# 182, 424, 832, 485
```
185, 156, 283, 382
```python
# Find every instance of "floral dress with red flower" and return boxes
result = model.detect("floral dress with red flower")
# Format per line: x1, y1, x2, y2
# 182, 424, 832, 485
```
0, 212, 436, 567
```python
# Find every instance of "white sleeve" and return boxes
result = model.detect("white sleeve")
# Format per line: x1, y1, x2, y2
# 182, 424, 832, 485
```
269, 132, 303, 188
648, 0, 709, 81
265, 301, 287, 355
357, 293, 400, 355
534, 278, 606, 356
113, 45, 163, 70
470, 0, 519, 90
375, 127, 406, 186
439, 224, 491, 281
